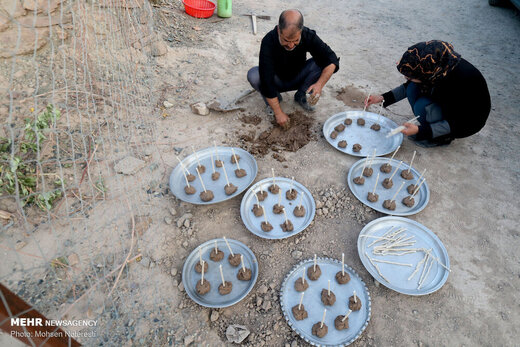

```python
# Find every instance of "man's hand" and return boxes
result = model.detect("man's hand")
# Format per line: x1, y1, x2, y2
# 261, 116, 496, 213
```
275, 112, 290, 127
401, 122, 419, 136
365, 94, 384, 107
306, 82, 323, 98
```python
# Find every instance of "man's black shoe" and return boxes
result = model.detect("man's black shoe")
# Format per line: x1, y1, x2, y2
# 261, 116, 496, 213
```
294, 92, 315, 112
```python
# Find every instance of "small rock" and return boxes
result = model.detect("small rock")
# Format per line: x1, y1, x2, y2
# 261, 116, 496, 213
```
256, 297, 263, 306
184, 335, 194, 345
322, 207, 329, 215
290, 341, 298, 347
140, 257, 150, 268
127, 319, 134, 327
164, 217, 172, 225
178, 282, 184, 292
184, 219, 190, 228
163, 100, 174, 108
171, 268, 178, 276
15, 241, 27, 250
150, 40, 168, 56
210, 310, 219, 322
374, 279, 380, 287
226, 325, 250, 343
291, 250, 302, 259
190, 102, 210, 116
114, 157, 145, 175
169, 208, 177, 216
182, 241, 188, 248
67, 253, 79, 266
262, 300, 272, 311
257, 284, 268, 295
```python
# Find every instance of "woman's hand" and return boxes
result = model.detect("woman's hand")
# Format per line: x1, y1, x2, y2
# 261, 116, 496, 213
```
365, 94, 384, 107
401, 122, 419, 136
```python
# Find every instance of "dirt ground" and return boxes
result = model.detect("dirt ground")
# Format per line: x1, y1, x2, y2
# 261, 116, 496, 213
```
2, 0, 520, 346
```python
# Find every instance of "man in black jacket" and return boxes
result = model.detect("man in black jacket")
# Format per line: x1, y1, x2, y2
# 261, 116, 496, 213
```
247, 9, 340, 127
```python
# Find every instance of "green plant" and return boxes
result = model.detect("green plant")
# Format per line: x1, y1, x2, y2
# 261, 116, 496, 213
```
0, 105, 62, 210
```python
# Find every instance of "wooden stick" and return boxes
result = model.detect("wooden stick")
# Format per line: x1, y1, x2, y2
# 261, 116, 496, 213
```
390, 181, 406, 201
407, 150, 416, 174
223, 236, 234, 256
408, 252, 428, 281
231, 148, 241, 170
341, 309, 353, 322
175, 155, 191, 175
289, 176, 295, 192
219, 264, 226, 287
283, 208, 288, 223
221, 163, 230, 185
415, 168, 427, 185
342, 253, 345, 275
191, 146, 202, 168
199, 248, 203, 265
412, 177, 427, 198
262, 206, 268, 223
298, 292, 305, 310
388, 146, 400, 163
278, 190, 282, 206
389, 161, 403, 180
255, 192, 260, 206
201, 260, 205, 284
372, 173, 380, 194
182, 168, 190, 187
372, 258, 413, 267
365, 251, 390, 283
418, 255, 434, 289
210, 153, 216, 173
359, 159, 368, 179
320, 309, 327, 328
241, 254, 246, 272
213, 141, 220, 161
417, 253, 430, 286
353, 290, 357, 303
271, 168, 276, 185
363, 87, 373, 112
302, 269, 305, 284
215, 240, 218, 253
368, 149, 377, 169
407, 115, 420, 124
298, 191, 304, 208
328, 280, 331, 296
196, 167, 206, 192
314, 254, 317, 271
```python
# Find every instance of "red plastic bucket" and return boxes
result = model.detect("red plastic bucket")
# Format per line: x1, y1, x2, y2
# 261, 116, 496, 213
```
182, 0, 216, 19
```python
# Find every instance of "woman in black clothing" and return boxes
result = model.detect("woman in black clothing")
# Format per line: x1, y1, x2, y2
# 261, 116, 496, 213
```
366, 40, 491, 147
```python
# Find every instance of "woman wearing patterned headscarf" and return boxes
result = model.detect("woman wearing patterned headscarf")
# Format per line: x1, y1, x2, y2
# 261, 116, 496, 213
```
366, 40, 491, 147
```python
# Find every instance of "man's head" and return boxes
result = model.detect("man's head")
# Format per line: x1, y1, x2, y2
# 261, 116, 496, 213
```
278, 9, 304, 51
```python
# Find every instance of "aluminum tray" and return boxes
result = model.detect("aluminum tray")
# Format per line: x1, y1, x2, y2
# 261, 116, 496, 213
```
182, 238, 259, 308
323, 111, 403, 157
357, 216, 450, 295
280, 257, 371, 347
347, 157, 429, 216
240, 177, 316, 240
169, 146, 258, 205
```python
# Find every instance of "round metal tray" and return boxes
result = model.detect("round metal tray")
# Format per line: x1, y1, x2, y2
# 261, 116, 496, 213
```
169, 146, 258, 205
182, 238, 259, 308
357, 216, 450, 295
280, 257, 371, 346
323, 111, 403, 157
240, 177, 316, 240
347, 157, 429, 216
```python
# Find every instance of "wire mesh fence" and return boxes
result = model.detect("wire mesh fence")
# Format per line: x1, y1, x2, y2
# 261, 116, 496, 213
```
0, 0, 171, 345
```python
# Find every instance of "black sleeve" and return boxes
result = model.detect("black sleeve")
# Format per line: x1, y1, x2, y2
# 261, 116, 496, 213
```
307, 31, 339, 73
258, 37, 278, 99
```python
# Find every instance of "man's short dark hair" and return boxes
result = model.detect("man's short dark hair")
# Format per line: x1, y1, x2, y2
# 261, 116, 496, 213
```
278, 9, 304, 31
